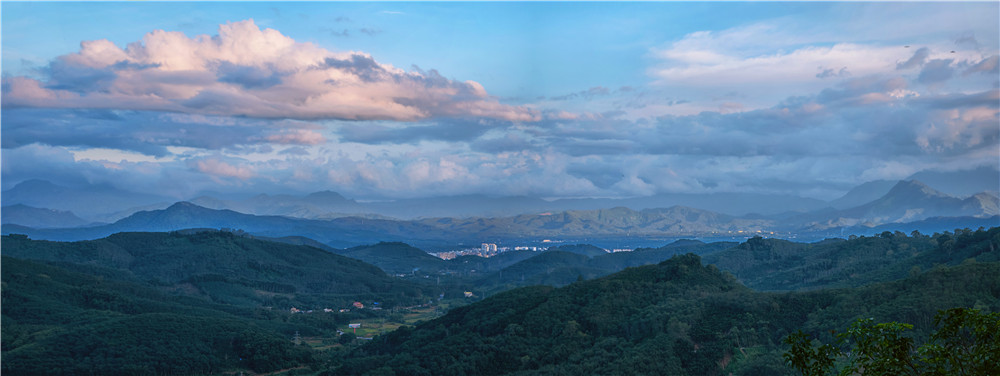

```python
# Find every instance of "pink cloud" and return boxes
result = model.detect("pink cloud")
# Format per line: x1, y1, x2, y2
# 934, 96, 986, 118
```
193, 158, 255, 180
265, 129, 327, 145
2, 20, 539, 122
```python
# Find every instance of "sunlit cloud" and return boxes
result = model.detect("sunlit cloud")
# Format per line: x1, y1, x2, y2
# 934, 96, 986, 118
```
2, 19, 539, 122
191, 157, 255, 181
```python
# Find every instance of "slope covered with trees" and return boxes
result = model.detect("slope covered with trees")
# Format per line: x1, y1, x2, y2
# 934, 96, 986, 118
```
1, 257, 315, 375
336, 242, 450, 275
3, 228, 997, 375
704, 227, 1000, 290
1, 231, 435, 308
329, 252, 1000, 375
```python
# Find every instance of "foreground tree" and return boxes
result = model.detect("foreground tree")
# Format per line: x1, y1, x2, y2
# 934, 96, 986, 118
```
784, 308, 999, 376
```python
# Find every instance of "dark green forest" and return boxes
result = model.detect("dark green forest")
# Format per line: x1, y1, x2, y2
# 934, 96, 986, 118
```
1, 231, 441, 308
2, 227, 998, 375
330, 255, 999, 375
2, 256, 316, 374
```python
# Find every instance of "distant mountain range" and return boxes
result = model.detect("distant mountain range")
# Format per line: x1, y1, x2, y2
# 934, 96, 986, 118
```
1, 204, 93, 228
1, 179, 174, 222
3, 179, 997, 248
191, 191, 826, 219
0, 201, 466, 248
5, 167, 997, 224
793, 180, 999, 231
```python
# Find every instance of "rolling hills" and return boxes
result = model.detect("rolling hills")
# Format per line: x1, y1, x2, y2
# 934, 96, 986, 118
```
3, 226, 998, 375
331, 254, 1000, 375
0, 231, 435, 307
1, 204, 93, 228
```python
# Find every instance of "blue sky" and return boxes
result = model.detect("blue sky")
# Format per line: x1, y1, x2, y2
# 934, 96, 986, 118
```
2, 2, 998, 201
2, 2, 792, 97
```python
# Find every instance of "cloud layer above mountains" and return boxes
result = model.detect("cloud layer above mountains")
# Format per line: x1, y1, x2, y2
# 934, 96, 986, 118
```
2, 3, 998, 201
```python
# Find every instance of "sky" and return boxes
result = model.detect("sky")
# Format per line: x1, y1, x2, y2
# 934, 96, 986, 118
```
2, 2, 998, 201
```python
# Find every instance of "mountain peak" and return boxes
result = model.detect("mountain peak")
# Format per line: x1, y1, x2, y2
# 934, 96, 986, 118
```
305, 190, 349, 202
886, 180, 950, 199
829, 179, 897, 209
167, 201, 206, 210
6, 179, 66, 195
11, 178, 60, 188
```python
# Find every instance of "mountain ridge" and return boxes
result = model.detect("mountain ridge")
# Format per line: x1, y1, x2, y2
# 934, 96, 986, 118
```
1, 204, 93, 228
5, 169, 997, 227
3, 179, 997, 247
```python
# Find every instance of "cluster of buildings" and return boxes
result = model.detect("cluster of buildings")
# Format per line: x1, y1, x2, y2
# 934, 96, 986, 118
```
289, 301, 381, 314
435, 242, 548, 260
433, 242, 636, 260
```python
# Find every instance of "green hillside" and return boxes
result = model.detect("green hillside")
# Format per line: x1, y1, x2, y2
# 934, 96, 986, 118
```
1, 257, 314, 375
703, 227, 1000, 290
477, 251, 608, 293
545, 244, 610, 258
1, 231, 434, 308
337, 242, 450, 275
3, 228, 998, 375
330, 255, 1000, 375
592, 239, 738, 271
462, 230, 999, 295
448, 251, 539, 274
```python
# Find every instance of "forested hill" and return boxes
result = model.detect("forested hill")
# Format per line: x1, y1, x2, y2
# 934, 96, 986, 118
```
703, 227, 1000, 291
1, 256, 313, 375
469, 228, 998, 294
336, 242, 450, 275
0, 231, 434, 307
332, 255, 1000, 376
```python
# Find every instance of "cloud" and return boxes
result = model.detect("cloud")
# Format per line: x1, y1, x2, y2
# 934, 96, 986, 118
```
566, 159, 626, 189
1, 19, 538, 122
279, 146, 311, 156
896, 47, 930, 70
550, 86, 612, 101
1, 108, 327, 156
816, 67, 850, 79
3, 7, 997, 202
264, 129, 327, 145
191, 157, 255, 180
954, 34, 981, 49
964, 55, 999, 75
321, 54, 386, 83
216, 61, 283, 89
918, 59, 955, 84
336, 118, 506, 145
520, 82, 998, 193
653, 41, 909, 89
644, 14, 998, 116
5, 80, 996, 200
